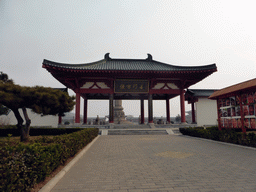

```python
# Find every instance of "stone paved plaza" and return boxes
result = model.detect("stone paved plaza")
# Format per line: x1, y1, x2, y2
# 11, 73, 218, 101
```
51, 135, 256, 192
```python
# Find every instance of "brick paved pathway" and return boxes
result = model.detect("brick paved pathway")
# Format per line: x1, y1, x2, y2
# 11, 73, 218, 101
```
51, 135, 256, 192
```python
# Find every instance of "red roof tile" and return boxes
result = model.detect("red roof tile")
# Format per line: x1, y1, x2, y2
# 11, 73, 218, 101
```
209, 78, 256, 99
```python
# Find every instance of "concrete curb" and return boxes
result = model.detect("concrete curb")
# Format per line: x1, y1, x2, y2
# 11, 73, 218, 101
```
39, 135, 100, 192
166, 128, 174, 135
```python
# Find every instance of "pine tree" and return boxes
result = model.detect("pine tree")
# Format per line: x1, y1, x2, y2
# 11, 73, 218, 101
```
0, 72, 75, 141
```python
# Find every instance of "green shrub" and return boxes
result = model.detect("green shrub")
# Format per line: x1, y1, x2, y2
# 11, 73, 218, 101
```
0, 128, 98, 192
206, 127, 220, 141
179, 126, 256, 148
0, 127, 84, 137
0, 125, 17, 129
246, 132, 256, 147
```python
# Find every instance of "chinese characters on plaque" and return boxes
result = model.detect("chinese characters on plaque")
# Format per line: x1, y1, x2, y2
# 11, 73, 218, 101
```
218, 92, 256, 129
114, 79, 149, 93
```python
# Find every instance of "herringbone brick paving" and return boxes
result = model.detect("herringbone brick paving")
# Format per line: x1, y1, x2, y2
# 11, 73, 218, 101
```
51, 135, 256, 191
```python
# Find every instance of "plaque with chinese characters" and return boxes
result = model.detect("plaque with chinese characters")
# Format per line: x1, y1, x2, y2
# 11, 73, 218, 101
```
115, 79, 149, 93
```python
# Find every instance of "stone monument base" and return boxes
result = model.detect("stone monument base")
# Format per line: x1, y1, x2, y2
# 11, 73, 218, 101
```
114, 119, 133, 124
113, 100, 133, 124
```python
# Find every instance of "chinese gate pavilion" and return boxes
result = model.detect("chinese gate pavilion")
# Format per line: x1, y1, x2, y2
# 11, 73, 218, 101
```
42, 53, 217, 124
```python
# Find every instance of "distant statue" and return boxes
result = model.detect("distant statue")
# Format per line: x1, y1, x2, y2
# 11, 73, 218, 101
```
95, 115, 100, 125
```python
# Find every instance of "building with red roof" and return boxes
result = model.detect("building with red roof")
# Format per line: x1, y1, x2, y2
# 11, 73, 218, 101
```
209, 78, 256, 132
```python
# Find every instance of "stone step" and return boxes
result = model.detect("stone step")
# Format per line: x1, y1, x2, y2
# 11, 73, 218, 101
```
172, 129, 182, 134
112, 124, 151, 129
107, 130, 168, 135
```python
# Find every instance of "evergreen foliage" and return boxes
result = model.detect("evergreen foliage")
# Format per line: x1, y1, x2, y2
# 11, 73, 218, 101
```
0, 72, 12, 116
0, 128, 99, 192
0, 105, 10, 116
0, 71, 75, 141
179, 127, 256, 147
0, 126, 84, 137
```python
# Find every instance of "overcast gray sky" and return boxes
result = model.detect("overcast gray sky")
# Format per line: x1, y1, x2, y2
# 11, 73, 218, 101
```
1, 0, 256, 118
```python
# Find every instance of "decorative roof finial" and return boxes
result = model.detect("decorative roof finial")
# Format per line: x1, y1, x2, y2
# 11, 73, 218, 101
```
146, 53, 153, 61
104, 53, 111, 61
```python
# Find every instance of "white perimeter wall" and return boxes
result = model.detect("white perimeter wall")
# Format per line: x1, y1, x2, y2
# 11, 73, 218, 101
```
0, 109, 58, 128
196, 97, 218, 127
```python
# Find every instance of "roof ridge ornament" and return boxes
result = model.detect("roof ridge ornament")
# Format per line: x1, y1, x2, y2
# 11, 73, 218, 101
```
146, 53, 153, 61
104, 53, 111, 61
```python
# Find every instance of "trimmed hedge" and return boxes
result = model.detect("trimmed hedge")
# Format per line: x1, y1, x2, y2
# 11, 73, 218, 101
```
179, 126, 256, 147
0, 128, 99, 192
0, 126, 84, 137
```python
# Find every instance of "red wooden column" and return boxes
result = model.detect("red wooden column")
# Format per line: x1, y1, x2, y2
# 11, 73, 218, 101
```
148, 94, 153, 123
180, 88, 186, 123
166, 98, 170, 124
109, 94, 114, 123
140, 99, 144, 124
191, 102, 196, 123
216, 99, 222, 131
238, 94, 246, 133
75, 92, 81, 124
58, 115, 62, 125
83, 98, 88, 124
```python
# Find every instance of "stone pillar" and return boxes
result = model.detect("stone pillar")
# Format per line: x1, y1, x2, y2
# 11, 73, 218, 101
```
140, 99, 144, 124
148, 94, 153, 123
114, 100, 125, 123
180, 89, 186, 123
191, 102, 196, 124
75, 92, 80, 124
166, 98, 170, 124
109, 94, 114, 123
83, 98, 88, 124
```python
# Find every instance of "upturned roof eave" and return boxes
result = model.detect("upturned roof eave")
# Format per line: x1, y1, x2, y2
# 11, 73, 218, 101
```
43, 66, 217, 75
186, 89, 219, 98
42, 60, 217, 73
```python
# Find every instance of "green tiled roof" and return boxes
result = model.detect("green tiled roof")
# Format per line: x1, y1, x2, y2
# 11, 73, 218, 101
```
186, 89, 218, 97
43, 53, 217, 72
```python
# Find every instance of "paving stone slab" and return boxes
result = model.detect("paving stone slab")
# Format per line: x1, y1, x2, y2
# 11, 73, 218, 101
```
50, 135, 256, 191
108, 130, 168, 135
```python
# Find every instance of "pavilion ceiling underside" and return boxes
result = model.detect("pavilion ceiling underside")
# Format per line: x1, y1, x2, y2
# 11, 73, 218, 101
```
47, 69, 215, 80
49, 70, 214, 90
